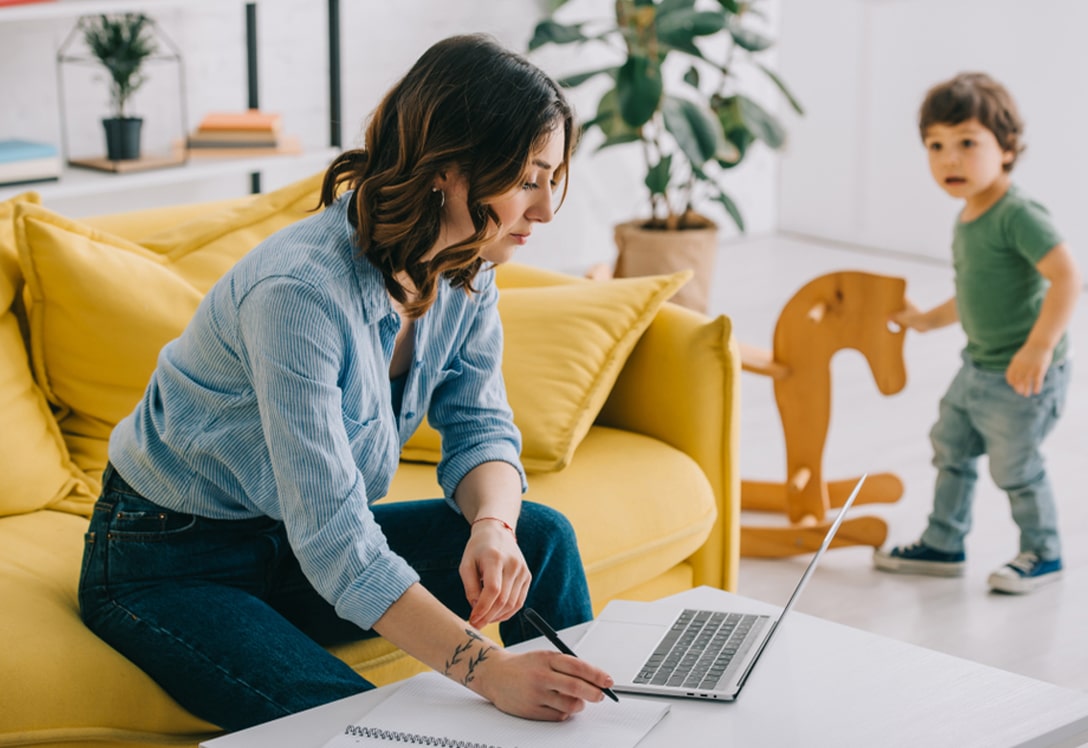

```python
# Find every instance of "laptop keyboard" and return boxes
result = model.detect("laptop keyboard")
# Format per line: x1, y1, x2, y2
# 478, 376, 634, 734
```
633, 608, 761, 691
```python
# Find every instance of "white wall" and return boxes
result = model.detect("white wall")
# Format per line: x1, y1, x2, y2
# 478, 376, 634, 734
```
0, 0, 782, 274
778, 0, 1088, 273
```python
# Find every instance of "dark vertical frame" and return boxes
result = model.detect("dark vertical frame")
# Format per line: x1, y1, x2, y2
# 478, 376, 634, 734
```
328, 0, 342, 149
243, 1, 341, 194
245, 2, 260, 193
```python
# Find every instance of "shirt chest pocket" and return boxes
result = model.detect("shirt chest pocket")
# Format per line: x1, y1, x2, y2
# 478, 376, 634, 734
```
342, 410, 397, 489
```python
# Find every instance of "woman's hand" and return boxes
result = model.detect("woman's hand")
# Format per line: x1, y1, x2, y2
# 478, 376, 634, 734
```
475, 649, 614, 721
460, 519, 531, 629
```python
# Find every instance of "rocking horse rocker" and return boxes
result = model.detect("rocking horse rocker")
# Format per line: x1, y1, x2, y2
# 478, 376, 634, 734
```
740, 271, 909, 558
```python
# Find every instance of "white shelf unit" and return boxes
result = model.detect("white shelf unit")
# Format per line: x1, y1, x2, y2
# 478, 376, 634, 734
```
0, 0, 343, 204
0, 148, 339, 203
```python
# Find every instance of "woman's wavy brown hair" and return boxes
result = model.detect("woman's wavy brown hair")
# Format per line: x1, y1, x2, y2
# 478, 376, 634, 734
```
320, 34, 575, 318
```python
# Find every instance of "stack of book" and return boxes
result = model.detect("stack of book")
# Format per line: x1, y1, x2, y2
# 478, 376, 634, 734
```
186, 110, 296, 156
0, 139, 61, 187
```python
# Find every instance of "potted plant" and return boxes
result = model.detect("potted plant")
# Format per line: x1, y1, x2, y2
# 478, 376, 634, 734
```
82, 13, 157, 161
530, 0, 803, 311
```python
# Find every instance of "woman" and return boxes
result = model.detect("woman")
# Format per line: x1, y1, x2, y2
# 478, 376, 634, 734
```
78, 34, 613, 731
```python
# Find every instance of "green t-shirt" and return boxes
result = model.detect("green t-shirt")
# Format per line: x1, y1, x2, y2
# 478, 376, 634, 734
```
953, 184, 1064, 370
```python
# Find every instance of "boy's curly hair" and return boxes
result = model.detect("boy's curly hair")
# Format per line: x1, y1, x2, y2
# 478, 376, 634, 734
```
918, 72, 1024, 172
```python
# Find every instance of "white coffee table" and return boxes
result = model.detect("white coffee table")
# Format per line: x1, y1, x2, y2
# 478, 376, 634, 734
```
203, 586, 1088, 748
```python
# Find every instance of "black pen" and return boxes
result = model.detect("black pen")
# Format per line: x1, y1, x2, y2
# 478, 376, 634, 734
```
523, 607, 620, 702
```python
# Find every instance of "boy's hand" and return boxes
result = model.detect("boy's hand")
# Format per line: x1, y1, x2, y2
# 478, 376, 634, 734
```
891, 296, 958, 334
1006, 343, 1052, 397
890, 299, 927, 332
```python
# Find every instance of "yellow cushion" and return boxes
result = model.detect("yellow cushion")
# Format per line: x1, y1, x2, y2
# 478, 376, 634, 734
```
137, 173, 322, 292
401, 271, 691, 472
81, 194, 256, 243
0, 193, 94, 518
14, 173, 324, 495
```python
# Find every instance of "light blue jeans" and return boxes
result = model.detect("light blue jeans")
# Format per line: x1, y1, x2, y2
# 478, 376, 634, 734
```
79, 464, 593, 731
921, 352, 1070, 560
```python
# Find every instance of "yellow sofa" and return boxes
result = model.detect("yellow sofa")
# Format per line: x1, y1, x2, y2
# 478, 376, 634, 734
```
0, 175, 741, 747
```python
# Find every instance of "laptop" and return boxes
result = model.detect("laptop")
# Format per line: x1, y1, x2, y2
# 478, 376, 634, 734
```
575, 474, 867, 702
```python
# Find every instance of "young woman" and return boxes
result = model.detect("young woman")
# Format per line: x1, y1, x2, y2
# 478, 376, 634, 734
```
78, 34, 613, 731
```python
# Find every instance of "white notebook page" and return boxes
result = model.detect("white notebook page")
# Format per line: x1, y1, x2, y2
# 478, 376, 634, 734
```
323, 671, 670, 748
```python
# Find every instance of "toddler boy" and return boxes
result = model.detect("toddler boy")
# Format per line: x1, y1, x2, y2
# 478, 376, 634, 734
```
873, 72, 1081, 594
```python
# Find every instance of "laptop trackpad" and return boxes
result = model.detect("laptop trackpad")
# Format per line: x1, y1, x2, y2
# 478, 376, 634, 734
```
573, 601, 683, 683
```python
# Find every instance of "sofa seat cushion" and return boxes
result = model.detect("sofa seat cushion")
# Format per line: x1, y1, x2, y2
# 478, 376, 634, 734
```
0, 510, 218, 745
393, 425, 717, 603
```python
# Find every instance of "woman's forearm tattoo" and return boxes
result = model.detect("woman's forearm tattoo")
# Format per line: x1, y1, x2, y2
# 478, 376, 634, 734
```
443, 629, 496, 685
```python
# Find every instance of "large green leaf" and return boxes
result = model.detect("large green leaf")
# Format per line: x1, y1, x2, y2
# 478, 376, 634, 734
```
645, 154, 673, 197
712, 190, 745, 232
716, 0, 741, 12
662, 96, 727, 168
590, 88, 642, 143
728, 19, 773, 52
657, 9, 728, 37
738, 94, 786, 148
616, 55, 663, 128
528, 19, 588, 50
657, 9, 727, 59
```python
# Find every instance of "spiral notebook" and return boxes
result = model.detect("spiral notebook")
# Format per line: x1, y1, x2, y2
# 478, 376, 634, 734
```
322, 671, 670, 748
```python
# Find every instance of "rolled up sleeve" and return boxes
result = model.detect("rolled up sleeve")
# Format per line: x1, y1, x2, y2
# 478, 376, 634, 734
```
427, 275, 527, 503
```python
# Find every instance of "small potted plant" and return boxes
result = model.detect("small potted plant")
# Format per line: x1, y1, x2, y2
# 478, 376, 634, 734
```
530, 0, 803, 311
82, 13, 157, 161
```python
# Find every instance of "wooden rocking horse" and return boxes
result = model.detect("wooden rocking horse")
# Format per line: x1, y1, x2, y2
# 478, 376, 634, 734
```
739, 271, 909, 558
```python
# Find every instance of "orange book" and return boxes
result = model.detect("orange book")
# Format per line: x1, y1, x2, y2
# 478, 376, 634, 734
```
197, 110, 282, 132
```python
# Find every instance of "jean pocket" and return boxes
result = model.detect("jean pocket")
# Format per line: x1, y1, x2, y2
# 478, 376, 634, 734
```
108, 495, 198, 541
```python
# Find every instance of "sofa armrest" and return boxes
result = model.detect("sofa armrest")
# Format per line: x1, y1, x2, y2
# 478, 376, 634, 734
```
494, 263, 740, 592
597, 303, 741, 592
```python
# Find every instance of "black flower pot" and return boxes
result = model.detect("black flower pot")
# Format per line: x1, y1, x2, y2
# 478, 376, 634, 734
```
102, 117, 143, 161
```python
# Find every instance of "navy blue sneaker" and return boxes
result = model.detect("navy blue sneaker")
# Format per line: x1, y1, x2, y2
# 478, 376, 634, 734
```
873, 541, 966, 577
988, 552, 1063, 594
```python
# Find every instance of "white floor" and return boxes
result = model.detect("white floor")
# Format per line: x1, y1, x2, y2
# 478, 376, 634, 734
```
707, 233, 1088, 693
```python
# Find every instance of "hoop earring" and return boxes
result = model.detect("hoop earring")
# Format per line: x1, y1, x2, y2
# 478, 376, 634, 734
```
432, 187, 445, 208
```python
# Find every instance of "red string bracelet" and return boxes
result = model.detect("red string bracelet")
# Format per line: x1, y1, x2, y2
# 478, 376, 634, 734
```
471, 516, 517, 540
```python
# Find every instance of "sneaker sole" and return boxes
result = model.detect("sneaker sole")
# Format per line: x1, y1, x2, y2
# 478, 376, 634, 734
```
873, 554, 965, 577
988, 570, 1063, 594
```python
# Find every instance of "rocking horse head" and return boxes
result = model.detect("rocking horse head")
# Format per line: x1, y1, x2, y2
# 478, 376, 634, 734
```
773, 271, 908, 396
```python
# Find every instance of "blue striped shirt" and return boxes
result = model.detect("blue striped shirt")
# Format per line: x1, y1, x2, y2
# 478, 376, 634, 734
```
109, 194, 526, 630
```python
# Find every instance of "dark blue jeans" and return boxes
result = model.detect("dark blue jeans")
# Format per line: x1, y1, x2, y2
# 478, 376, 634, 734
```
78, 464, 593, 731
